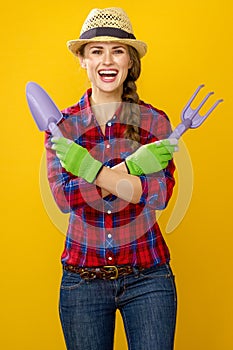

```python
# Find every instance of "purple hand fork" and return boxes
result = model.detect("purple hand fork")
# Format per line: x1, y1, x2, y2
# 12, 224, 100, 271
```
169, 84, 223, 139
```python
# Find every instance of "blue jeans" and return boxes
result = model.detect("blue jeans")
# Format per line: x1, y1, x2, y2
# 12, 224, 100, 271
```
59, 263, 177, 350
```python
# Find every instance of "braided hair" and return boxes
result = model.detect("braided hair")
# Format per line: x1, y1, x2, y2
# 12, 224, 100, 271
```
121, 46, 141, 149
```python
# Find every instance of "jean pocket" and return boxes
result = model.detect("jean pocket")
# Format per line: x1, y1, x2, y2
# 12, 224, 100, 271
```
60, 270, 85, 290
139, 264, 177, 303
140, 263, 174, 279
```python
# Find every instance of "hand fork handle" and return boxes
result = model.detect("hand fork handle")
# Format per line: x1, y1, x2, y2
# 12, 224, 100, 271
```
169, 119, 193, 139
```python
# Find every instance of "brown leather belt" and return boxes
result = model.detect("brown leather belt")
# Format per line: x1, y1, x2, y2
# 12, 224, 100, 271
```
64, 265, 144, 280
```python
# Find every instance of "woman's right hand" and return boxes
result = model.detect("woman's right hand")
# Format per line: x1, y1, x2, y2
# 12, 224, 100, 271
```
125, 139, 178, 176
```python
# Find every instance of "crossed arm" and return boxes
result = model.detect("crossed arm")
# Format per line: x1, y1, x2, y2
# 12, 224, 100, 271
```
95, 162, 142, 204
51, 136, 177, 205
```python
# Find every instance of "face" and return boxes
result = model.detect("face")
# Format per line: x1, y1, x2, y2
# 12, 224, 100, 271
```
79, 42, 132, 101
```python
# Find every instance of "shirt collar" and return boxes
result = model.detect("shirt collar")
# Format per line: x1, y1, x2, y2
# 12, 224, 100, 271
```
79, 88, 123, 126
79, 88, 94, 127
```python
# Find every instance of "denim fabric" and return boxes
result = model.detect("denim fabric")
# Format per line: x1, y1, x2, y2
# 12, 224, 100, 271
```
59, 263, 177, 350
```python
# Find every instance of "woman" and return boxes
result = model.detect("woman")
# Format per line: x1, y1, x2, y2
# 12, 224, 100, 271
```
46, 7, 178, 350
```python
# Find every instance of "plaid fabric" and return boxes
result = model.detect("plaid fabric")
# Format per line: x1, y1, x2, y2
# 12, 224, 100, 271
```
45, 89, 176, 268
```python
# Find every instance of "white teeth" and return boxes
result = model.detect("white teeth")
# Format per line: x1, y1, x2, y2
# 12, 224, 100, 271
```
99, 70, 117, 76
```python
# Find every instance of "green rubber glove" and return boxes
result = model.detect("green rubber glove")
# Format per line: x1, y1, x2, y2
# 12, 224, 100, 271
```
125, 138, 178, 175
51, 137, 103, 183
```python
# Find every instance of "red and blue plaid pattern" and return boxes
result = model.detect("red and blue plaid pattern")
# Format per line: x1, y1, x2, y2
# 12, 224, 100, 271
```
45, 89, 176, 268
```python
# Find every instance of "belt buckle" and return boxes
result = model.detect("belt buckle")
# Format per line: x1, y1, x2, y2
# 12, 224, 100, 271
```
103, 266, 119, 280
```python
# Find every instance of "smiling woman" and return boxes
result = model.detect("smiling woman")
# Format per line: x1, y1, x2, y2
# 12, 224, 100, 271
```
78, 42, 142, 145
45, 7, 178, 350
78, 42, 132, 104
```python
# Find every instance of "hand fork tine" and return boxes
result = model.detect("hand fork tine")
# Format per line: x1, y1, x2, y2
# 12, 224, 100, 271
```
169, 84, 223, 139
183, 84, 205, 108
190, 97, 224, 128
189, 91, 214, 117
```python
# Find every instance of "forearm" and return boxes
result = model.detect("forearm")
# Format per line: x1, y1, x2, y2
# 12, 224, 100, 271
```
95, 162, 142, 204
99, 162, 127, 198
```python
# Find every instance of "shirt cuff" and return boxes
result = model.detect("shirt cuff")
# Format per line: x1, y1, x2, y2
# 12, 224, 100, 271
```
138, 175, 149, 205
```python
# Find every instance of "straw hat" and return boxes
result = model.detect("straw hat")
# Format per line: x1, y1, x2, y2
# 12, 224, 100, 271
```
67, 7, 147, 58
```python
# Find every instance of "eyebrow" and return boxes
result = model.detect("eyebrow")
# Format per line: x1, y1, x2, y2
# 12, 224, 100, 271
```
88, 45, 126, 50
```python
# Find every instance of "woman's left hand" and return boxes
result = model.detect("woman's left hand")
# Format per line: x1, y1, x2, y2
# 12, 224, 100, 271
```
125, 138, 178, 176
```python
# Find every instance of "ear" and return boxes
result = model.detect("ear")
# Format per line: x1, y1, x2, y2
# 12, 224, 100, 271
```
128, 59, 133, 69
78, 55, 87, 69
81, 60, 87, 69
81, 61, 87, 69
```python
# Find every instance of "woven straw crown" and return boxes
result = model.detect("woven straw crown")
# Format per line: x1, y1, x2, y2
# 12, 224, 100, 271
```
67, 7, 147, 58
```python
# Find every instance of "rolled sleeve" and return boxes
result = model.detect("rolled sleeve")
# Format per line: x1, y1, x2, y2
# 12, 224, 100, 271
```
45, 132, 102, 213
138, 159, 176, 210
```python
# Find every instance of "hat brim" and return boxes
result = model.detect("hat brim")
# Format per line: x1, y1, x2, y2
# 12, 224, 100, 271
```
67, 36, 147, 58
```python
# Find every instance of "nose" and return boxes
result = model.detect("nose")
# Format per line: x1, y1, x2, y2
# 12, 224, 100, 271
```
102, 50, 113, 65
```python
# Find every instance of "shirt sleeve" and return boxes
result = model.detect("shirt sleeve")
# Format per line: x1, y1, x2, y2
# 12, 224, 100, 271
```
137, 106, 176, 210
44, 131, 103, 213
138, 160, 176, 210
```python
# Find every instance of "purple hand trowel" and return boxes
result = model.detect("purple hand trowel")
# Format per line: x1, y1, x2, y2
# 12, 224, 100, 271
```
26, 81, 63, 137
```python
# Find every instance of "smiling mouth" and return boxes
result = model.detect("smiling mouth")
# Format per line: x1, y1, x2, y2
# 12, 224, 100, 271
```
98, 69, 118, 78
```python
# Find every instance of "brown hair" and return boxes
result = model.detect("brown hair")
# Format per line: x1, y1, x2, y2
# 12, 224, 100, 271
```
77, 44, 141, 148
121, 46, 141, 148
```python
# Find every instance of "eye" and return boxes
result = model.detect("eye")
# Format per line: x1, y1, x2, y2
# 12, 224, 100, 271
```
113, 48, 125, 54
90, 49, 102, 55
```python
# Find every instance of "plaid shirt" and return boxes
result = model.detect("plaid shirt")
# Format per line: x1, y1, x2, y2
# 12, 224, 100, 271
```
45, 89, 176, 268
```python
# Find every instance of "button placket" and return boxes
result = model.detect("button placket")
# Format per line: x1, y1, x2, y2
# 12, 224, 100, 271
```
103, 117, 115, 264
105, 118, 113, 149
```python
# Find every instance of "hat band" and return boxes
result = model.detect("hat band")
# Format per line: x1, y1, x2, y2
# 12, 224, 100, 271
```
80, 27, 136, 40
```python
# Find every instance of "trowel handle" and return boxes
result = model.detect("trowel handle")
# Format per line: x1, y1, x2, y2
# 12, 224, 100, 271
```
48, 122, 63, 137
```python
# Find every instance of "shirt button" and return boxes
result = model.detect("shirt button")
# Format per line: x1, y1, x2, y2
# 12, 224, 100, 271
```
113, 115, 116, 119
108, 256, 113, 261
107, 233, 112, 238
106, 144, 110, 149
107, 122, 112, 126
107, 210, 112, 214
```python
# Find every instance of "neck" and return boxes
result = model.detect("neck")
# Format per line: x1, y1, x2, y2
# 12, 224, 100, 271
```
91, 100, 121, 126
90, 86, 123, 105
90, 87, 123, 125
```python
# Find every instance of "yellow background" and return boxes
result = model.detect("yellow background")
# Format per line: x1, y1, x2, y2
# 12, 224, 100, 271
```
1, 0, 232, 349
